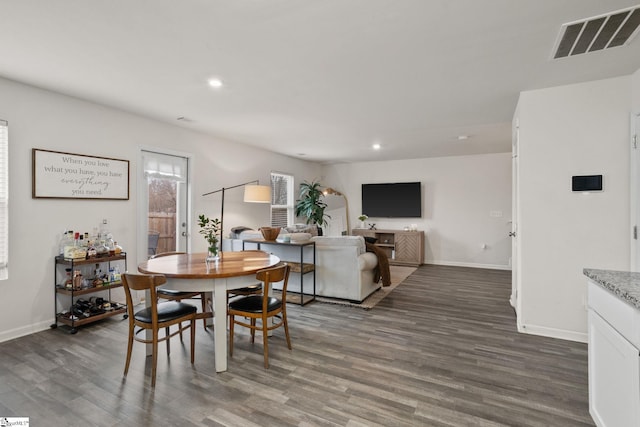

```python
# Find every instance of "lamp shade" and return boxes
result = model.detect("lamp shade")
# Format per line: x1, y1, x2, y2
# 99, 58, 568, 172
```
244, 184, 271, 203
323, 187, 343, 196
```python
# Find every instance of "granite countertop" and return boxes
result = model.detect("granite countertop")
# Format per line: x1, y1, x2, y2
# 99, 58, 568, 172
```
583, 268, 640, 310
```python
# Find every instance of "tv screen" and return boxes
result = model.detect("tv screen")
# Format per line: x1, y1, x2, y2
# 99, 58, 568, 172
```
361, 182, 422, 218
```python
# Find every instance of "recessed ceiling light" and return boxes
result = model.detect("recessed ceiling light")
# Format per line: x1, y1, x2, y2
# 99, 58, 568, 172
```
372, 143, 381, 150
207, 78, 223, 89
457, 135, 469, 140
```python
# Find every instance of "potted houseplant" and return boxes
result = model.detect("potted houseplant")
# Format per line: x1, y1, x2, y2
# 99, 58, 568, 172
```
198, 214, 221, 261
358, 214, 368, 229
294, 180, 329, 234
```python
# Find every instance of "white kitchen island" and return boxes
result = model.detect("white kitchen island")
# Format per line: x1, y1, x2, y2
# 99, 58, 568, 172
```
584, 269, 640, 427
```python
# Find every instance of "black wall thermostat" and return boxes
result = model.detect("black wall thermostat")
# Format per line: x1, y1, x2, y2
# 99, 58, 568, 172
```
572, 175, 602, 192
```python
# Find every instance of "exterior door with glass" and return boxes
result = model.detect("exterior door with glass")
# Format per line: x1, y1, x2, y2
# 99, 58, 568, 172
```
140, 150, 190, 258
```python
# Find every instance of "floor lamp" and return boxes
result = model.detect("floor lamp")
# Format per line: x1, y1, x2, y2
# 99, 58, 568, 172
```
203, 180, 271, 245
323, 187, 350, 235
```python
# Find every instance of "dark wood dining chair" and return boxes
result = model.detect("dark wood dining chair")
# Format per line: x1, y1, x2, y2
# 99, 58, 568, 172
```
152, 252, 211, 330
228, 263, 292, 368
121, 273, 197, 387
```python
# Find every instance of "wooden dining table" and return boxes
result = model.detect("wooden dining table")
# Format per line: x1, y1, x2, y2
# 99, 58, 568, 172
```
138, 250, 280, 372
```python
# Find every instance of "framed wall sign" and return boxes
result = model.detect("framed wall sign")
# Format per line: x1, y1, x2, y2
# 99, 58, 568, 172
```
32, 149, 130, 200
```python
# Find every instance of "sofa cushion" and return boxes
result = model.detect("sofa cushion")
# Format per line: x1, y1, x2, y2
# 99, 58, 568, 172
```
229, 226, 254, 239
284, 224, 319, 236
235, 230, 263, 240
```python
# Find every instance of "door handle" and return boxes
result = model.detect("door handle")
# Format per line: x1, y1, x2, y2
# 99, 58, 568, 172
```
181, 231, 188, 237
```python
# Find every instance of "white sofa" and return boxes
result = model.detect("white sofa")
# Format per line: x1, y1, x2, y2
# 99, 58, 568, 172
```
223, 232, 380, 303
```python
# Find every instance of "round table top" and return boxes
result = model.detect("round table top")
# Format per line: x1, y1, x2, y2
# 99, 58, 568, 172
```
138, 250, 280, 279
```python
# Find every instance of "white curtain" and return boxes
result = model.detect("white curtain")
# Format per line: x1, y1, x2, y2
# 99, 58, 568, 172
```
0, 120, 8, 280
142, 150, 187, 182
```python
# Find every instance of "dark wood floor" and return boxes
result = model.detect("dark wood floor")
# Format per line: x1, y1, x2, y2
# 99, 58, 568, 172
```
0, 265, 594, 426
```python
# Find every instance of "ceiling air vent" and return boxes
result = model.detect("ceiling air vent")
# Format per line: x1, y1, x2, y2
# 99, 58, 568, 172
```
552, 5, 640, 59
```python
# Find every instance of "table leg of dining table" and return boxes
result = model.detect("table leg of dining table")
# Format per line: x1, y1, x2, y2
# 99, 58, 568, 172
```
213, 277, 228, 373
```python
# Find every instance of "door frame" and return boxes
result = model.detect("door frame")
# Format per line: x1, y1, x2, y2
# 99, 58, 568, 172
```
510, 118, 520, 314
631, 112, 640, 270
137, 146, 194, 263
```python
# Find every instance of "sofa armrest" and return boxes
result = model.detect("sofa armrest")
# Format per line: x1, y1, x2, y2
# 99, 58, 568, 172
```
358, 252, 378, 271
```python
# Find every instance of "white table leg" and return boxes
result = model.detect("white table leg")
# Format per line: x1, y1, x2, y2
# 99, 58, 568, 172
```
204, 291, 214, 327
213, 278, 228, 372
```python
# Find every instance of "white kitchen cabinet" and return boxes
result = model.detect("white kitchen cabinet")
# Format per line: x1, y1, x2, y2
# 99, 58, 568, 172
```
586, 278, 640, 427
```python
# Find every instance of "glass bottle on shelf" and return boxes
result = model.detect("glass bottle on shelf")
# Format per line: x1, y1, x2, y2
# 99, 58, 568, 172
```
95, 240, 109, 257
61, 230, 75, 257
64, 268, 73, 289
114, 242, 123, 255
58, 230, 70, 255
86, 240, 97, 259
105, 234, 116, 256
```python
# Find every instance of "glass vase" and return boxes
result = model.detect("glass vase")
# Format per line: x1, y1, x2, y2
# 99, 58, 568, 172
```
206, 244, 219, 262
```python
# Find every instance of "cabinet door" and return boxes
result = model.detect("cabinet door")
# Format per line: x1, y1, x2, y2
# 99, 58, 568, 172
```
395, 233, 419, 263
588, 310, 640, 427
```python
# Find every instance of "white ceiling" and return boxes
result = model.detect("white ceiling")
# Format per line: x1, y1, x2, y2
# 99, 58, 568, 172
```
1, 0, 640, 163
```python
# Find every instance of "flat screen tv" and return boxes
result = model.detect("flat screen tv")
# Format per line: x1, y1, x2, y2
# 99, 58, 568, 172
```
361, 182, 422, 218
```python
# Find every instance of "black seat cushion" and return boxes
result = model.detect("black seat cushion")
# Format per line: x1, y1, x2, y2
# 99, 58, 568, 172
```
134, 301, 197, 324
157, 289, 199, 298
228, 284, 262, 295
229, 295, 282, 313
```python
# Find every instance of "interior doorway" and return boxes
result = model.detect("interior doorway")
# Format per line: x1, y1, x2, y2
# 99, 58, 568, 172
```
138, 149, 191, 260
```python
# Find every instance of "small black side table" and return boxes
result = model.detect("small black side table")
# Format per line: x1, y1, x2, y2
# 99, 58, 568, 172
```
242, 239, 316, 306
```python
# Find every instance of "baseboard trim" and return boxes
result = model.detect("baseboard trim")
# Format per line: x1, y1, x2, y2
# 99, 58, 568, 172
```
426, 260, 512, 271
0, 319, 52, 344
517, 322, 588, 343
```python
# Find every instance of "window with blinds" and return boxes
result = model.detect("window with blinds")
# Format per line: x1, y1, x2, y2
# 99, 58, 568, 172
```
270, 172, 293, 228
0, 120, 8, 280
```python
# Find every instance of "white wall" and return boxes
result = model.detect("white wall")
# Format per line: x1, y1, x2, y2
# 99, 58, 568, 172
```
633, 68, 640, 111
515, 76, 632, 342
0, 77, 321, 342
322, 153, 512, 269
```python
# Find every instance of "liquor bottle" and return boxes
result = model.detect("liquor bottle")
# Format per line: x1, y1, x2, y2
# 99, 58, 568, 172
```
86, 240, 97, 259
62, 230, 76, 259
58, 230, 71, 255
106, 233, 116, 256
96, 240, 109, 258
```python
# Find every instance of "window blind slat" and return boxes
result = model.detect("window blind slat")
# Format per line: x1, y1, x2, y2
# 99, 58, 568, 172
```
270, 172, 293, 227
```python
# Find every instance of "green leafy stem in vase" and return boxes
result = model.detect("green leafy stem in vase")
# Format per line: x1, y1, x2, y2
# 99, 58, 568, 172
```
198, 214, 221, 257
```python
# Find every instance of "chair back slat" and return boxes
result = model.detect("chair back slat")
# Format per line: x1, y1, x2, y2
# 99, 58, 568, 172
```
257, 263, 290, 311
122, 273, 168, 323
256, 263, 288, 283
